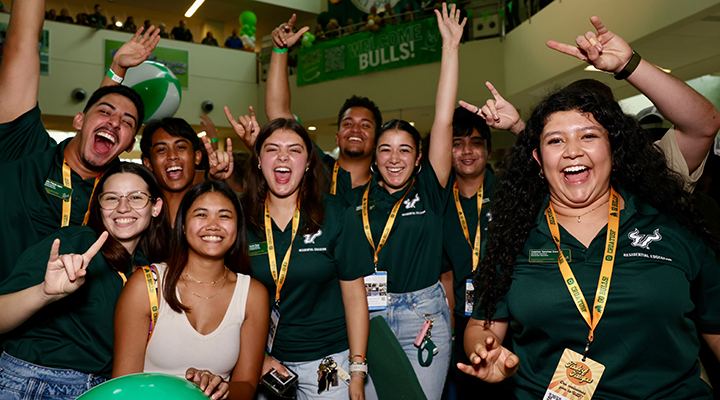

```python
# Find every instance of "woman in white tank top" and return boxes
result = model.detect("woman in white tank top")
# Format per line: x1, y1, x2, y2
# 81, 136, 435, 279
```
112, 181, 269, 400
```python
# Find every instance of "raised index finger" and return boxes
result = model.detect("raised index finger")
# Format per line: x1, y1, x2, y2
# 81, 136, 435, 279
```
590, 16, 608, 36
201, 135, 214, 155
546, 40, 588, 62
226, 138, 233, 154
485, 81, 504, 101
287, 13, 297, 29
83, 231, 108, 264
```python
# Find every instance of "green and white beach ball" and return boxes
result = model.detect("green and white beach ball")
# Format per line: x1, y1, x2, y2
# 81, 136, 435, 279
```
123, 61, 182, 123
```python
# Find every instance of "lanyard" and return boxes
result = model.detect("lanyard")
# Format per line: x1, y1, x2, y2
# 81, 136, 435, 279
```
331, 162, 339, 195
545, 188, 620, 358
362, 179, 415, 267
453, 181, 483, 272
61, 160, 102, 227
264, 195, 300, 303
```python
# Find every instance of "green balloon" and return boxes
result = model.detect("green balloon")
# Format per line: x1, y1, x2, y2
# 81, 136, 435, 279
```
240, 10, 257, 27
77, 373, 208, 400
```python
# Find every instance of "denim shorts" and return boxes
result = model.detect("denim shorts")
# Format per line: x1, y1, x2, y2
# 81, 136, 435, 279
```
365, 281, 452, 400
0, 352, 106, 400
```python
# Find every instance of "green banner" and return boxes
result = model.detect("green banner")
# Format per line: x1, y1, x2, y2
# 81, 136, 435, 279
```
104, 40, 189, 88
297, 18, 441, 86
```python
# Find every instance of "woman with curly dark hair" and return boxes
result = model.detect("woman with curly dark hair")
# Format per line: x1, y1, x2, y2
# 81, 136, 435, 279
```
460, 87, 720, 399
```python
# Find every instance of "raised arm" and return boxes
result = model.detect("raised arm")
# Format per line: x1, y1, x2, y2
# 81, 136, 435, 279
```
265, 14, 309, 120
429, 3, 465, 187
547, 16, 720, 174
0, 232, 107, 334
101, 26, 161, 88
458, 317, 518, 383
0, 0, 45, 123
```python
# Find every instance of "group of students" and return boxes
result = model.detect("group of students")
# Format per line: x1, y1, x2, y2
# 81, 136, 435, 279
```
0, 1, 720, 400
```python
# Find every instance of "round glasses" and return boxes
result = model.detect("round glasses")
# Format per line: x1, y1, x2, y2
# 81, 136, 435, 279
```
98, 191, 153, 210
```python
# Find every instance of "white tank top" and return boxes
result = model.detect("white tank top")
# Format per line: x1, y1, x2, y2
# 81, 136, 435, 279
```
143, 263, 250, 380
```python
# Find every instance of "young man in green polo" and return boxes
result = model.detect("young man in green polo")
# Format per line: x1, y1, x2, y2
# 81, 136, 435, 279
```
0, 0, 160, 281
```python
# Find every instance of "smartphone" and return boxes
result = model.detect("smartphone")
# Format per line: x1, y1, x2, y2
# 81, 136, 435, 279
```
261, 367, 298, 396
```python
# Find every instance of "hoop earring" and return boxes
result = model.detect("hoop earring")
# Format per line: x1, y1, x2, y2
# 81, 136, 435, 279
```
414, 164, 423, 175
257, 163, 261, 170
538, 170, 545, 180
370, 163, 377, 174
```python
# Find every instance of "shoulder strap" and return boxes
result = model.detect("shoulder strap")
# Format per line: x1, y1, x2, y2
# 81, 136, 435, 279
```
141, 265, 160, 342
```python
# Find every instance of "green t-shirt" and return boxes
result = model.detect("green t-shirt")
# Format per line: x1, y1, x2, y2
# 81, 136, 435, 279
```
441, 170, 496, 317
0, 226, 147, 378
0, 105, 99, 282
314, 142, 355, 202
346, 163, 450, 293
472, 190, 720, 399
247, 194, 374, 362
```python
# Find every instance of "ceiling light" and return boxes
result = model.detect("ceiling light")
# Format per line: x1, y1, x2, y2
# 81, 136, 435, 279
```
185, 0, 206, 18
308, 126, 317, 131
409, 122, 415, 127
115, 21, 122, 27
197, 131, 207, 137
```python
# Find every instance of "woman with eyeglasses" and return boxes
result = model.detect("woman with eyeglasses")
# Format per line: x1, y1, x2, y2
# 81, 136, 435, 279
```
343, 5, 463, 399
0, 162, 168, 399
112, 181, 268, 400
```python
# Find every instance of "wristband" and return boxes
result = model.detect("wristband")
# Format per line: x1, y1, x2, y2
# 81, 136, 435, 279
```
348, 355, 367, 361
614, 51, 641, 80
106, 68, 124, 84
209, 138, 219, 143
441, 46, 458, 50
272, 47, 289, 54
349, 363, 368, 374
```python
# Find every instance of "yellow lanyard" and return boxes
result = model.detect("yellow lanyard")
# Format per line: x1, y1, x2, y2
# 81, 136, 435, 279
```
61, 160, 101, 227
331, 162, 339, 195
453, 182, 483, 272
545, 188, 620, 349
264, 195, 300, 303
362, 179, 415, 266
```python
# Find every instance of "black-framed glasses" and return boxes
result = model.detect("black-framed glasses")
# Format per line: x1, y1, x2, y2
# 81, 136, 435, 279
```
98, 191, 153, 210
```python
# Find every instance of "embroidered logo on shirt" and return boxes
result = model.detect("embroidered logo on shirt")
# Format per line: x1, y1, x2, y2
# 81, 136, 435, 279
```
628, 228, 662, 249
303, 229, 323, 244
403, 194, 420, 209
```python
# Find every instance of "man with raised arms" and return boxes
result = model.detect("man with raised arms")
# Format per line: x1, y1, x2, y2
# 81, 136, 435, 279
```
0, 0, 159, 280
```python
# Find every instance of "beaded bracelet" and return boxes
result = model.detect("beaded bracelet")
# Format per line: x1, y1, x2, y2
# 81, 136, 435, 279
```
348, 354, 367, 361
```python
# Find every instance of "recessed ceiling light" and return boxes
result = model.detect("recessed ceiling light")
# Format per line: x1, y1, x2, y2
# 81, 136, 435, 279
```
308, 126, 317, 131
185, 0, 206, 18
409, 121, 415, 127
197, 131, 207, 137
115, 21, 122, 27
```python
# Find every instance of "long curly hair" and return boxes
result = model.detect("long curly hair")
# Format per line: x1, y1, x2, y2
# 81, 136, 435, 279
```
242, 118, 326, 237
475, 87, 720, 322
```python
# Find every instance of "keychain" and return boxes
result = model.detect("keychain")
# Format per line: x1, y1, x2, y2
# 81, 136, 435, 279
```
414, 315, 438, 367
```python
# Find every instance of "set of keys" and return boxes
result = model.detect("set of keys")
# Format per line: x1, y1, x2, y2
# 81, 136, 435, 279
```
317, 357, 350, 394
414, 315, 438, 367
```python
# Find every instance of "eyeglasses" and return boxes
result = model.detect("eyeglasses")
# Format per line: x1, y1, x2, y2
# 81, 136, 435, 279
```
98, 191, 153, 210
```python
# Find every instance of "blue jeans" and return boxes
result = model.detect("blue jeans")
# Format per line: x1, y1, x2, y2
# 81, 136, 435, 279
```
366, 281, 452, 400
257, 349, 352, 400
0, 352, 106, 400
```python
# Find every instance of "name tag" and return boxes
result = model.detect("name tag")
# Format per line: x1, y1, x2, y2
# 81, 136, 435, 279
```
266, 307, 280, 353
365, 272, 388, 311
356, 200, 376, 214
543, 348, 605, 400
464, 279, 475, 316
249, 242, 268, 256
529, 249, 572, 263
44, 179, 72, 200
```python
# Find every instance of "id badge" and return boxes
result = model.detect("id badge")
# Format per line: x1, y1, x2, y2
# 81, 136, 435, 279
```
543, 348, 605, 400
43, 179, 72, 200
266, 307, 280, 353
364, 272, 388, 311
464, 279, 475, 316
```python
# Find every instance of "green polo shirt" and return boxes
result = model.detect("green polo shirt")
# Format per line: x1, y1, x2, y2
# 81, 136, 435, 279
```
247, 194, 373, 362
315, 143, 355, 201
472, 189, 720, 399
346, 164, 450, 293
441, 170, 496, 317
0, 105, 99, 282
0, 226, 147, 378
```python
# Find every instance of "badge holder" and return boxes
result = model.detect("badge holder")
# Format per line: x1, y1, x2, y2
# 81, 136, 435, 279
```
464, 279, 475, 316
266, 302, 280, 353
365, 271, 388, 311
414, 316, 438, 367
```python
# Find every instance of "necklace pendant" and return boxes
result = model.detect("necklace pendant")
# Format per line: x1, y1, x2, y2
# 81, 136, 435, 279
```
577, 216, 582, 223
